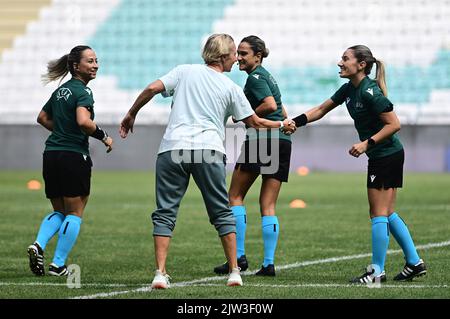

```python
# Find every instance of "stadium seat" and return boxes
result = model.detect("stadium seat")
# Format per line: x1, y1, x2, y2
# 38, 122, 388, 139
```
1, 0, 450, 123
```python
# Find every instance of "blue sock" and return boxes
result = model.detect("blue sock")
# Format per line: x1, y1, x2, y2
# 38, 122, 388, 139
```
232, 206, 247, 258
388, 212, 420, 265
52, 215, 82, 267
261, 215, 279, 267
371, 216, 390, 273
35, 211, 65, 250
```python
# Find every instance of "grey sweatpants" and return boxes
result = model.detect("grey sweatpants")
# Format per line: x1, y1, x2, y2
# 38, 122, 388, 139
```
152, 150, 236, 237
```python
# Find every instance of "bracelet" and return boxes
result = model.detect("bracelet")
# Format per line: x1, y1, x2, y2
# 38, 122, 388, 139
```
293, 113, 308, 127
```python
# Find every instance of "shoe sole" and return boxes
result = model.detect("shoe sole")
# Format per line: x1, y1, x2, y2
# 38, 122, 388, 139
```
151, 283, 169, 289
227, 281, 243, 287
350, 276, 387, 284
27, 246, 44, 276
394, 270, 427, 281
255, 273, 276, 277
48, 268, 69, 276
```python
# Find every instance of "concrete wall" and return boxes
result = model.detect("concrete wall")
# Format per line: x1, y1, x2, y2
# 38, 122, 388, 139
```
1, 124, 449, 172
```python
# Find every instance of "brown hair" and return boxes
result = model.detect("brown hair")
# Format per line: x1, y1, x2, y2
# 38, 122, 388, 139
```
42, 45, 91, 85
348, 45, 387, 96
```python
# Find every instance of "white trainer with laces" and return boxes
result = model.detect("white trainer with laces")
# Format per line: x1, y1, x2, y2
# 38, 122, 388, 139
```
227, 267, 243, 287
151, 269, 171, 289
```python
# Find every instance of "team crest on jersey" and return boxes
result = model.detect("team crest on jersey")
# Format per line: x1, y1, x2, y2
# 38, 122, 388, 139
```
84, 88, 92, 95
366, 88, 374, 96
56, 87, 72, 101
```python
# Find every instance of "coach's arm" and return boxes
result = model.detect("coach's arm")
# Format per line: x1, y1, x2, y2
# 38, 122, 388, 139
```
119, 80, 165, 138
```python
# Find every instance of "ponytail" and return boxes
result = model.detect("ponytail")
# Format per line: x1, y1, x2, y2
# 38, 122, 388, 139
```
348, 45, 388, 97
375, 59, 388, 97
41, 54, 69, 85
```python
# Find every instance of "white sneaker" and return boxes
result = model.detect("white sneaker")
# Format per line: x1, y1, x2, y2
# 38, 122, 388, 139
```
151, 269, 171, 289
227, 267, 243, 287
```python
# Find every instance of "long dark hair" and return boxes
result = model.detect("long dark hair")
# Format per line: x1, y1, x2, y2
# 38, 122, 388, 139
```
42, 45, 91, 85
348, 45, 387, 96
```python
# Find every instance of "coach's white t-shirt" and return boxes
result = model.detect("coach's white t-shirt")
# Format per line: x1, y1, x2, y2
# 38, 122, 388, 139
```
158, 64, 254, 155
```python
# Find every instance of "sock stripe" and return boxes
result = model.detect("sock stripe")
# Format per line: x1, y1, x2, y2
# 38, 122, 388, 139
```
273, 224, 277, 232
63, 222, 69, 235
47, 213, 57, 220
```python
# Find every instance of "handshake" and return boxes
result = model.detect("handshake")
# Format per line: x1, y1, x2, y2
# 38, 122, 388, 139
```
280, 119, 297, 135
281, 113, 307, 135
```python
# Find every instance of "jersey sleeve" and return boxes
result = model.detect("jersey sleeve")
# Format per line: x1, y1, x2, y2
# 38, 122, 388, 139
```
229, 85, 255, 121
159, 65, 185, 97
42, 96, 53, 116
76, 90, 95, 113
246, 74, 273, 103
330, 83, 348, 105
363, 84, 393, 114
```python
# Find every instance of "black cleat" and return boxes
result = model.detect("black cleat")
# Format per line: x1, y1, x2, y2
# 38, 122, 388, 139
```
27, 242, 45, 276
255, 264, 276, 276
350, 268, 386, 284
214, 255, 248, 274
393, 259, 427, 281
48, 263, 69, 276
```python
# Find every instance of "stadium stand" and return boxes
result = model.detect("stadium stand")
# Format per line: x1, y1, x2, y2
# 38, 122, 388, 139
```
0, 0, 449, 125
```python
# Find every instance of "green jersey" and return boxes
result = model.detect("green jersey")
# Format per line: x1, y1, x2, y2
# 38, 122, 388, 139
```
42, 78, 95, 156
330, 76, 403, 159
244, 65, 291, 142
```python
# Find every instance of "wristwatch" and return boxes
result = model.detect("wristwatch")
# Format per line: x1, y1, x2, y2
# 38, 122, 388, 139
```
367, 137, 376, 146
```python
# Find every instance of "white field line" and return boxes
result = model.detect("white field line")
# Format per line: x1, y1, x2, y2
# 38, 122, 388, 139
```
70, 239, 450, 299
197, 283, 450, 289
0, 282, 129, 288
2, 282, 447, 290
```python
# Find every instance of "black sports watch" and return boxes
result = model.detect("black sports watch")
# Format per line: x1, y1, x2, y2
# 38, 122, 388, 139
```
367, 137, 376, 146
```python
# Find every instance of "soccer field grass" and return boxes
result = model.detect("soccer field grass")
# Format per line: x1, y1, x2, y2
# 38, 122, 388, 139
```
1, 170, 449, 299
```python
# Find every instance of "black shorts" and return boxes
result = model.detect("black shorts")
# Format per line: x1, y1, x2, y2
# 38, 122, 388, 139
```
43, 150, 92, 198
367, 149, 404, 189
234, 139, 292, 182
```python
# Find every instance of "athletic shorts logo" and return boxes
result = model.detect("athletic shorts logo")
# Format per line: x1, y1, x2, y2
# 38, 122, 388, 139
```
56, 87, 72, 101
370, 175, 376, 183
